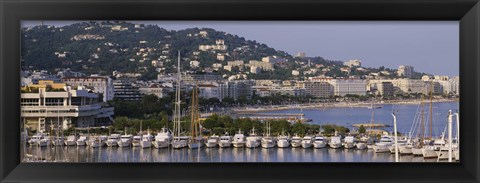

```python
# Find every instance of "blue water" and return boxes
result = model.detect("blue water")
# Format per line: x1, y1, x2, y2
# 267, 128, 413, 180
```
265, 102, 459, 137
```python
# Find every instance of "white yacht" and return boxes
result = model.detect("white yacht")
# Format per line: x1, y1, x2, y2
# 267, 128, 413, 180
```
205, 134, 220, 148
64, 135, 77, 146
290, 134, 302, 148
37, 136, 51, 147
52, 136, 65, 146
232, 129, 246, 148
153, 128, 173, 149
389, 137, 407, 154
140, 133, 153, 148
373, 135, 394, 153
132, 135, 142, 147
276, 133, 290, 148
356, 136, 370, 150
106, 134, 121, 147
246, 127, 261, 148
218, 133, 232, 148
117, 134, 133, 147
329, 136, 343, 149
343, 135, 356, 149
76, 135, 88, 146
301, 135, 314, 149
88, 136, 103, 148
28, 133, 47, 146
313, 135, 328, 149
172, 136, 189, 149
261, 122, 276, 149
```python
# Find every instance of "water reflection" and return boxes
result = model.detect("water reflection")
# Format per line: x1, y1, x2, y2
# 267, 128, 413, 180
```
22, 145, 455, 163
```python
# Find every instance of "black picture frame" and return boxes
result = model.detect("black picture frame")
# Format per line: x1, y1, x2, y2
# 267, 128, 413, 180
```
1, 0, 479, 182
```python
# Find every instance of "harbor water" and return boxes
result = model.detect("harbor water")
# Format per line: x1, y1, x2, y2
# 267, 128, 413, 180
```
22, 102, 459, 163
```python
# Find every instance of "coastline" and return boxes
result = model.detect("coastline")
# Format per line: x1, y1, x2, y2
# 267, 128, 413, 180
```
231, 98, 459, 113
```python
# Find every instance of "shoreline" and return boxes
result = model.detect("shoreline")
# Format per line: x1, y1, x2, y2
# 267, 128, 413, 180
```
231, 98, 459, 113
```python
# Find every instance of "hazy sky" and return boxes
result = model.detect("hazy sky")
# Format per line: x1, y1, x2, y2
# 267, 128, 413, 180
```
22, 21, 459, 76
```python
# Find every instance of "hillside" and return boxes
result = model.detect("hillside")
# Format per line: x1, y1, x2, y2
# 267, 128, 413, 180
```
21, 21, 416, 80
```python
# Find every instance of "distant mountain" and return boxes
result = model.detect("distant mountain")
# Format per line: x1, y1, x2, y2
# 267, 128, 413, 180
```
21, 21, 405, 80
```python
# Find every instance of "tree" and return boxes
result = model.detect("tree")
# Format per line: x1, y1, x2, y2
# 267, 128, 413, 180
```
358, 125, 366, 134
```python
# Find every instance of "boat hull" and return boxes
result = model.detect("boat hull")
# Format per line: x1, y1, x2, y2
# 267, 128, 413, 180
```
277, 140, 290, 148
399, 146, 413, 155
219, 142, 232, 148
140, 141, 152, 148
329, 143, 342, 149
153, 141, 170, 148
65, 141, 76, 146
373, 145, 390, 153
301, 142, 313, 149
232, 142, 245, 148
291, 141, 302, 148
421, 148, 438, 158
313, 142, 327, 149
246, 141, 260, 148
412, 148, 423, 156
356, 143, 367, 150
106, 141, 118, 147
343, 143, 355, 149
205, 142, 218, 148
172, 140, 188, 149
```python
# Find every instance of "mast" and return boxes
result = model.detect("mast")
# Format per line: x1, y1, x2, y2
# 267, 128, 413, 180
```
173, 51, 182, 138
420, 88, 425, 146
429, 81, 433, 139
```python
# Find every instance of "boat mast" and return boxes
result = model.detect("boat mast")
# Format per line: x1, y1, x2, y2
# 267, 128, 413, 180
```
173, 51, 182, 138
420, 87, 425, 146
429, 81, 433, 139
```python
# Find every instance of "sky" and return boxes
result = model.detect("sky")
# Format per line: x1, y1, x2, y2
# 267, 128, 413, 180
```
22, 21, 459, 76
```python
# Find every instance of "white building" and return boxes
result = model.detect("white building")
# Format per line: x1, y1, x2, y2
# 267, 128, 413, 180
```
344, 59, 362, 67
62, 76, 114, 102
262, 56, 287, 63
198, 83, 221, 100
139, 84, 171, 98
21, 85, 114, 132
397, 65, 414, 78
328, 79, 367, 96
304, 81, 333, 98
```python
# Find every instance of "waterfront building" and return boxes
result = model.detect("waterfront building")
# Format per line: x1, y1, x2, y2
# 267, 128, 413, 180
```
198, 83, 222, 100
226, 80, 254, 100
397, 65, 414, 78
344, 59, 362, 67
139, 84, 171, 98
449, 76, 460, 95
113, 80, 142, 100
370, 82, 394, 97
394, 79, 428, 94
62, 76, 114, 102
21, 80, 114, 132
328, 79, 367, 96
304, 81, 333, 98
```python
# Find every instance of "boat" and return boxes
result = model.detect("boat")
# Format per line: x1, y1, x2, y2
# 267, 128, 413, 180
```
76, 135, 88, 146
277, 131, 290, 148
343, 135, 356, 149
28, 133, 47, 146
64, 135, 77, 146
290, 134, 302, 148
246, 127, 261, 148
329, 136, 343, 149
356, 136, 369, 150
372, 134, 394, 153
188, 85, 204, 149
89, 136, 103, 148
205, 134, 220, 148
389, 137, 407, 153
37, 136, 51, 147
171, 51, 189, 149
313, 135, 328, 149
301, 135, 314, 149
218, 133, 233, 148
153, 128, 173, 149
140, 130, 153, 148
132, 135, 142, 147
261, 121, 276, 149
52, 136, 65, 146
117, 134, 133, 147
232, 129, 246, 148
106, 134, 121, 147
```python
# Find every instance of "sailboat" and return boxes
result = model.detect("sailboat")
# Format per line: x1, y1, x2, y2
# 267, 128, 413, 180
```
421, 82, 438, 159
188, 85, 205, 149
261, 121, 276, 148
366, 98, 378, 149
171, 51, 188, 149
412, 87, 427, 156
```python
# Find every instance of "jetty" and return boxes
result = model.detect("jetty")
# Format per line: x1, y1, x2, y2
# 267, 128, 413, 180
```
352, 123, 389, 128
